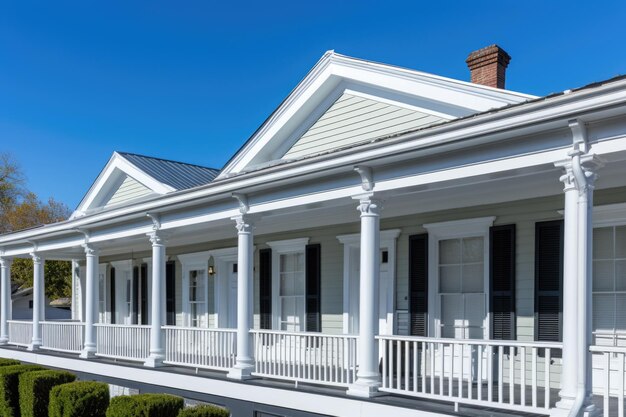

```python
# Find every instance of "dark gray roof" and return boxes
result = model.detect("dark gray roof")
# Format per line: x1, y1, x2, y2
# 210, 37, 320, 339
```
118, 152, 220, 190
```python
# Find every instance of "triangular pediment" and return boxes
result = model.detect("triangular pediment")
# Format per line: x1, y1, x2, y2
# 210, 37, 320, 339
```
218, 52, 536, 178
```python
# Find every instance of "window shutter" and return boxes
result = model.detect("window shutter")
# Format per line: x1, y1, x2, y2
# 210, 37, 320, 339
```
259, 248, 272, 330
140, 263, 148, 325
166, 261, 176, 326
132, 266, 139, 325
409, 234, 428, 336
305, 244, 321, 333
535, 220, 564, 342
110, 267, 116, 324
490, 224, 516, 340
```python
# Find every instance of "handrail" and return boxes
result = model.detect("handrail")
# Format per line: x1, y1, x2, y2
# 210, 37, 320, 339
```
376, 334, 563, 349
250, 329, 358, 339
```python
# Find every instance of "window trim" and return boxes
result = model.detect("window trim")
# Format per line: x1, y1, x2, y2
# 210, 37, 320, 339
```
423, 216, 495, 339
267, 238, 310, 331
179, 251, 211, 328
109, 260, 133, 325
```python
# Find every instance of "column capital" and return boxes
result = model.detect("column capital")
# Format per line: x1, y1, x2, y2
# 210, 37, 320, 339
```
30, 252, 42, 264
147, 230, 168, 246
81, 244, 98, 257
555, 153, 605, 195
232, 214, 255, 234
352, 193, 383, 217
0, 258, 12, 268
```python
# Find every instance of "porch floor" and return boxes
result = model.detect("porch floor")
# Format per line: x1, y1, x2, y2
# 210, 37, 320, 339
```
0, 345, 620, 417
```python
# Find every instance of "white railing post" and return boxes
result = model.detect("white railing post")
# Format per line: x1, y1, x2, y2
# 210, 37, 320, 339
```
145, 230, 166, 367
348, 192, 383, 398
80, 244, 98, 358
28, 252, 43, 351
0, 257, 12, 345
228, 212, 255, 380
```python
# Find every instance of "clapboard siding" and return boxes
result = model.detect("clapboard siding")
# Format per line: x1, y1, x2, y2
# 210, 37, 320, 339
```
283, 93, 443, 159
105, 175, 153, 207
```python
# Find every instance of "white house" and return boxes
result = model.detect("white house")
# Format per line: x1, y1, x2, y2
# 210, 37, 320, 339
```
0, 45, 625, 417
10, 287, 71, 321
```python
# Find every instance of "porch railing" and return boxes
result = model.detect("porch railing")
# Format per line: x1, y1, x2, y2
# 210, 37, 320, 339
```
7, 320, 35, 347
377, 335, 563, 414
251, 329, 358, 387
163, 326, 236, 371
41, 321, 84, 354
95, 324, 150, 362
590, 344, 626, 417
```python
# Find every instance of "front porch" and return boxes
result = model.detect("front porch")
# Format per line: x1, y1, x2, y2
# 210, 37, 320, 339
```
2, 320, 624, 416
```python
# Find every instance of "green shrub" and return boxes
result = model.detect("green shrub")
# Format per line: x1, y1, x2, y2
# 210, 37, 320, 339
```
49, 381, 110, 417
0, 359, 20, 367
19, 370, 76, 417
178, 404, 230, 417
0, 364, 44, 417
106, 393, 184, 417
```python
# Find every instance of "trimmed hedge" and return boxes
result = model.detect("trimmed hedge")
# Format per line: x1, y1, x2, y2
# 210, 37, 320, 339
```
0, 359, 20, 367
49, 381, 110, 417
178, 404, 230, 417
19, 370, 76, 417
0, 364, 44, 417
106, 394, 184, 417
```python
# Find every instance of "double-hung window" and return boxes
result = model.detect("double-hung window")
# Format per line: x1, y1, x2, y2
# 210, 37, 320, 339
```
189, 269, 207, 328
179, 252, 211, 328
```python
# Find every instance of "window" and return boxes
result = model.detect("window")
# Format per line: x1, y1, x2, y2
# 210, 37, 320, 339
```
439, 237, 485, 339
279, 252, 305, 331
125, 275, 132, 323
592, 225, 626, 334
189, 269, 207, 328
98, 265, 107, 323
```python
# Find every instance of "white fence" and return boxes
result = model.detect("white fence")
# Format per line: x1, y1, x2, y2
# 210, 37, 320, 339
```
252, 330, 358, 387
377, 335, 563, 414
7, 320, 34, 347
41, 321, 84, 354
95, 324, 150, 362
590, 344, 626, 417
163, 326, 236, 371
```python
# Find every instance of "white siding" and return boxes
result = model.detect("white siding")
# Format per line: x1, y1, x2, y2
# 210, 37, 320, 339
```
104, 175, 153, 208
283, 93, 443, 160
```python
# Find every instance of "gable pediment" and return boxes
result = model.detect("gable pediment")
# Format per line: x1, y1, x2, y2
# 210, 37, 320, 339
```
218, 52, 536, 178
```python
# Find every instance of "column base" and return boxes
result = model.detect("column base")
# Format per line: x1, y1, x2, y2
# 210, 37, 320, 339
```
27, 342, 41, 352
0, 337, 8, 346
144, 355, 165, 368
551, 397, 601, 417
227, 364, 255, 380
347, 380, 383, 398
79, 347, 97, 359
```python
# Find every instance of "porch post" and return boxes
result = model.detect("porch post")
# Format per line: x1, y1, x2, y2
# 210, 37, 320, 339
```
227, 214, 255, 380
348, 194, 382, 398
0, 258, 11, 345
80, 244, 98, 358
553, 119, 602, 417
28, 253, 43, 351
145, 231, 166, 367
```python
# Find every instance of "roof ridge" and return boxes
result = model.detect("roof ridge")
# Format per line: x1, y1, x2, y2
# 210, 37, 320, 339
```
117, 151, 220, 172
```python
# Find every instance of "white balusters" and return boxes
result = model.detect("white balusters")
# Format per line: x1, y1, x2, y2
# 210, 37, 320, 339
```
163, 326, 236, 371
590, 344, 626, 417
41, 321, 84, 353
95, 324, 150, 361
7, 320, 35, 347
377, 335, 562, 414
251, 330, 358, 387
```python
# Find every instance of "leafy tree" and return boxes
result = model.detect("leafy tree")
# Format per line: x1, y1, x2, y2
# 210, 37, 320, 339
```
0, 153, 72, 300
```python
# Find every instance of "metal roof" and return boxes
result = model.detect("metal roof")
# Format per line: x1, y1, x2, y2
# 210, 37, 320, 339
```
118, 152, 220, 191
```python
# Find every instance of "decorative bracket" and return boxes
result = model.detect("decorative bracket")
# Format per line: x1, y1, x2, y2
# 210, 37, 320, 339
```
73, 228, 90, 243
146, 212, 161, 230
232, 193, 249, 215
569, 119, 589, 154
354, 166, 374, 192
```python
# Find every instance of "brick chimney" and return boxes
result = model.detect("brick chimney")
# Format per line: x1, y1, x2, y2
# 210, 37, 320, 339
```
465, 45, 511, 89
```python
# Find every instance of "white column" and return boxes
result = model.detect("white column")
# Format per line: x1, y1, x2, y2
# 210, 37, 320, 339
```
348, 194, 382, 398
556, 167, 579, 411
80, 245, 98, 358
145, 231, 166, 367
0, 258, 11, 344
227, 214, 255, 380
28, 253, 43, 351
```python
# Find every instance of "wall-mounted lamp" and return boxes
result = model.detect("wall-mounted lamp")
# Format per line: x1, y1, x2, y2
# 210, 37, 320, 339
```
208, 265, 216, 276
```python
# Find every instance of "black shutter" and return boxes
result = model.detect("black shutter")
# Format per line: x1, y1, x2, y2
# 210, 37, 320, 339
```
259, 248, 272, 330
305, 244, 321, 332
132, 266, 139, 325
110, 267, 116, 324
166, 261, 176, 326
535, 220, 564, 343
490, 224, 516, 340
140, 263, 148, 325
409, 234, 428, 336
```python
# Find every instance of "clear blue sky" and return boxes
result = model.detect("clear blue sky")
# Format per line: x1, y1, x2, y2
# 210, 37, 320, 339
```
2, 1, 625, 210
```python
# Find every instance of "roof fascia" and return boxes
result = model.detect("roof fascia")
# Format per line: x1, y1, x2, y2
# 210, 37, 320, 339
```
4, 78, 626, 246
